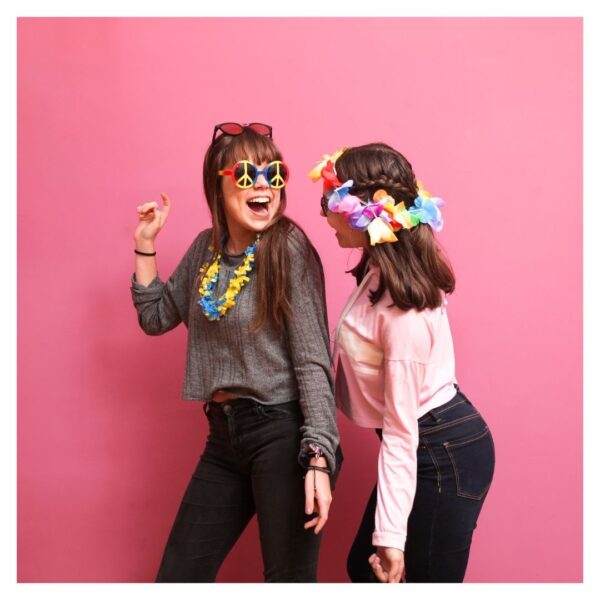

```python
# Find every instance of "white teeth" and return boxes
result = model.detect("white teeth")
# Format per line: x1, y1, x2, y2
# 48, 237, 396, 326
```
247, 197, 270, 204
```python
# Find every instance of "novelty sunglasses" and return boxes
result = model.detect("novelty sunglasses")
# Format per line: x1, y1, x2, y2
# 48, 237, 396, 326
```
218, 160, 289, 190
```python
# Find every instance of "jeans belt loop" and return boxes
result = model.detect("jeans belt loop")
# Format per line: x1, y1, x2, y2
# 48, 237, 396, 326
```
428, 407, 442, 422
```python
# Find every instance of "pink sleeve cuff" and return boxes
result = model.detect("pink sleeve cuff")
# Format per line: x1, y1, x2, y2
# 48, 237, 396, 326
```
372, 531, 406, 552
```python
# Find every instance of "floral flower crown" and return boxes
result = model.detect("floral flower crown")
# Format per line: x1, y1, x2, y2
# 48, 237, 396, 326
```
309, 149, 445, 246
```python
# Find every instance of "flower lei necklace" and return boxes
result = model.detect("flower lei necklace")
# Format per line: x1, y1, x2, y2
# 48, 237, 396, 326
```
197, 235, 260, 321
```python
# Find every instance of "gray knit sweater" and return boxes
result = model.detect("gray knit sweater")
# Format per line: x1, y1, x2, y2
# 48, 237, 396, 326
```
130, 225, 340, 471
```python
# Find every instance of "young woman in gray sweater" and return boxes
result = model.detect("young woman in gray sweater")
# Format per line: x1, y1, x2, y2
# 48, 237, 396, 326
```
130, 123, 341, 582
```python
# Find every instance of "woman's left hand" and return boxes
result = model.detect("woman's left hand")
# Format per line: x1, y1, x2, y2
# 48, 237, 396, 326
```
303, 457, 332, 535
368, 547, 405, 583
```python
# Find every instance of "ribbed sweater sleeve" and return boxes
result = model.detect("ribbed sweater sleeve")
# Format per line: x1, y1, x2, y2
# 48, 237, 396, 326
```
285, 229, 340, 474
130, 232, 206, 335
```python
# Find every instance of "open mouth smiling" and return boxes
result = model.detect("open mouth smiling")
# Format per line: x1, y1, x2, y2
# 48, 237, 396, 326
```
246, 196, 271, 215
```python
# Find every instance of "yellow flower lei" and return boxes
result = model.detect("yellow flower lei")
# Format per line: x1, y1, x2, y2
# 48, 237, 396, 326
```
197, 237, 258, 321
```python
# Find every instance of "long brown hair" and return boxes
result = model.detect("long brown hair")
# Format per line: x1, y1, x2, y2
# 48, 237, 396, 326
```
202, 128, 307, 332
335, 143, 455, 310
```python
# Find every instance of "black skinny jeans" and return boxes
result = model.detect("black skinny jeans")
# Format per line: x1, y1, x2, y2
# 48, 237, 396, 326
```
347, 388, 495, 583
156, 398, 341, 583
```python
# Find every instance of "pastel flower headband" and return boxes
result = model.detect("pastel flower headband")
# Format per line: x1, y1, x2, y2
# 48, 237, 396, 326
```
309, 149, 445, 245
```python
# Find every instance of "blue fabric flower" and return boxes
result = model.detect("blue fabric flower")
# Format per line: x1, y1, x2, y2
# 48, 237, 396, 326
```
408, 196, 445, 232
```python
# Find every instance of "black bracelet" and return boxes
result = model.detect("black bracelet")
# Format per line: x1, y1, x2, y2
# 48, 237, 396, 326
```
304, 465, 331, 476
134, 249, 156, 256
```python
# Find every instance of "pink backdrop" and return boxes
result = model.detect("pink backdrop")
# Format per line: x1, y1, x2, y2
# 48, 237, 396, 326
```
17, 18, 582, 582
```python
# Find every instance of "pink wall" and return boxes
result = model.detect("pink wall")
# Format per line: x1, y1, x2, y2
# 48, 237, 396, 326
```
17, 18, 582, 582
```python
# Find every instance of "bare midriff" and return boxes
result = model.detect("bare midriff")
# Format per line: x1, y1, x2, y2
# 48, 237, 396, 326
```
210, 390, 240, 403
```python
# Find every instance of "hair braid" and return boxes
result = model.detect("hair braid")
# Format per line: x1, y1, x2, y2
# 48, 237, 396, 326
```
351, 177, 418, 202
335, 144, 419, 205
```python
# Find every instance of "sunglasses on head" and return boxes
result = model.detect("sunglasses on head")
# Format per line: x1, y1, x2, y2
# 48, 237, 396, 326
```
212, 122, 273, 145
218, 160, 289, 190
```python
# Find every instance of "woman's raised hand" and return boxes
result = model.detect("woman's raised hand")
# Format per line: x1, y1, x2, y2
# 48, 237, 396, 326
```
134, 192, 171, 245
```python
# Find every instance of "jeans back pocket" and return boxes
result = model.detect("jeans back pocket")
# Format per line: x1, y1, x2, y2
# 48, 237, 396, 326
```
444, 427, 495, 500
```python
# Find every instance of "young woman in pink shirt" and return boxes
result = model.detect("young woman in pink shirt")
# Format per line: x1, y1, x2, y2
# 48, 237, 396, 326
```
310, 143, 495, 583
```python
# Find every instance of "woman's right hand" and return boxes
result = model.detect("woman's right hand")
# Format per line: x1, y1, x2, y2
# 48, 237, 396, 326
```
134, 192, 171, 246
369, 547, 405, 583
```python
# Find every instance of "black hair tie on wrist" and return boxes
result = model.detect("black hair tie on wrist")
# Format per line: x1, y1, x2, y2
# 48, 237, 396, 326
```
304, 465, 331, 476
134, 249, 156, 256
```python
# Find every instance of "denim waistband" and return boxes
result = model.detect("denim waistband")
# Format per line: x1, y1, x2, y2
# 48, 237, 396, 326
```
375, 387, 481, 441
418, 386, 468, 424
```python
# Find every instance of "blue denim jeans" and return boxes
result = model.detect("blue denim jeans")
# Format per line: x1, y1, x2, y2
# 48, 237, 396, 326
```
347, 388, 495, 582
155, 397, 342, 582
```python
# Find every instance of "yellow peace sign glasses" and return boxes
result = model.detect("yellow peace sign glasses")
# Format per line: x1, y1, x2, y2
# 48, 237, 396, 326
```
218, 160, 289, 190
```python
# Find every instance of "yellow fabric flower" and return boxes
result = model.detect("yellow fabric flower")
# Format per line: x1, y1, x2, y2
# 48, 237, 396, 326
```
417, 180, 431, 199
308, 149, 346, 181
367, 217, 398, 246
